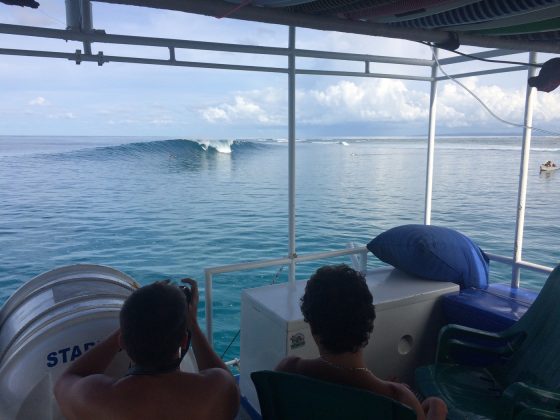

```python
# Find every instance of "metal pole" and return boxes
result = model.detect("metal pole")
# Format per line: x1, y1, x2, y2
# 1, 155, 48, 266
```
288, 26, 296, 286
81, 0, 93, 55
512, 51, 538, 287
424, 47, 438, 225
65, 0, 81, 31
204, 270, 213, 346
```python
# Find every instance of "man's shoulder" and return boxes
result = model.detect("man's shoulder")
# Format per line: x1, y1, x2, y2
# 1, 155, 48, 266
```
179, 368, 237, 393
275, 356, 304, 373
176, 370, 240, 418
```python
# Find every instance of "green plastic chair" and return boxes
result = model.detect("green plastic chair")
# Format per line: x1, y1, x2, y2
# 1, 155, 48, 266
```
251, 370, 416, 420
415, 264, 560, 420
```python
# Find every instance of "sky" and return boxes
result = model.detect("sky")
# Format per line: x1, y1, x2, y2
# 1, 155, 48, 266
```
1, 0, 560, 139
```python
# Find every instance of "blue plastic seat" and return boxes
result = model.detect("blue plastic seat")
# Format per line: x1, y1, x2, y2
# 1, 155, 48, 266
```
251, 370, 416, 420
416, 265, 560, 419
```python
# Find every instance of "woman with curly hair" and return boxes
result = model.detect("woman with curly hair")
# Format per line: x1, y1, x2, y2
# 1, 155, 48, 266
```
276, 264, 447, 420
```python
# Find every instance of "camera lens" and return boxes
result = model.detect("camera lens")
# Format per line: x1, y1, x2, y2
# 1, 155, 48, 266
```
180, 285, 192, 304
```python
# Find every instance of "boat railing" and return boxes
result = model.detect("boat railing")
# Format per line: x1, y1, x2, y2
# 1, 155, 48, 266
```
485, 253, 553, 276
204, 248, 553, 349
204, 246, 369, 348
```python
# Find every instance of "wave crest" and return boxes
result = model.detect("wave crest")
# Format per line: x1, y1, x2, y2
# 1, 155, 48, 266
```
198, 139, 235, 154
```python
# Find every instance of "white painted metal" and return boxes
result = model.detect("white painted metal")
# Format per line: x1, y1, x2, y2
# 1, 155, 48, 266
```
80, 0, 93, 54
204, 246, 369, 346
0, 23, 433, 67
435, 65, 529, 81
65, 0, 81, 31
424, 48, 438, 226
0, 266, 133, 419
297, 69, 432, 81
288, 26, 296, 286
438, 49, 518, 65
204, 270, 214, 349
512, 52, 538, 288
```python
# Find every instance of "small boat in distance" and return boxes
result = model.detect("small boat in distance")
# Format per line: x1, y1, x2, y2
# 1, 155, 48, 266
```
540, 160, 558, 172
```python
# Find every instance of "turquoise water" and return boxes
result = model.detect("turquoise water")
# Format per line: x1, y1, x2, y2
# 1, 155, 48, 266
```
1, 135, 559, 357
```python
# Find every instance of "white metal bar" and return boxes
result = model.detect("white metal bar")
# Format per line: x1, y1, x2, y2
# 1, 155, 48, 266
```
205, 247, 369, 277
0, 47, 435, 80
424, 48, 438, 225
204, 269, 213, 345
515, 260, 554, 274
0, 23, 432, 67
436, 65, 528, 81
203, 245, 368, 346
512, 51, 538, 287
298, 69, 432, 82
288, 26, 297, 286
438, 49, 518, 65
0, 48, 436, 81
0, 47, 290, 72
295, 49, 433, 66
65, 0, 81, 31
80, 0, 93, 55
485, 253, 553, 275
0, 23, 291, 55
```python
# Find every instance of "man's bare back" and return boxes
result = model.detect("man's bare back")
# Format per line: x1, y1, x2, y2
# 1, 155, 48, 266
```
55, 279, 239, 420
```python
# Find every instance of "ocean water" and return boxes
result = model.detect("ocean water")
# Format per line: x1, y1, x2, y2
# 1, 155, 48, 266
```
1, 135, 559, 358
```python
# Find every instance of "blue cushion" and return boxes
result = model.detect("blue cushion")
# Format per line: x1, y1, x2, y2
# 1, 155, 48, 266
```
367, 225, 489, 289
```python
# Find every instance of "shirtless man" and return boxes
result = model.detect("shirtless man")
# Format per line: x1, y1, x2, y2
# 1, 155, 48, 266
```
276, 264, 447, 420
54, 278, 239, 420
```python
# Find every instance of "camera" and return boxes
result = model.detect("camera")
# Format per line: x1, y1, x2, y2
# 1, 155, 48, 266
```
179, 285, 192, 304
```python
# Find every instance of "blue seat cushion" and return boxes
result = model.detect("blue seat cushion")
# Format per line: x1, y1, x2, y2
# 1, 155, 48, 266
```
443, 284, 537, 332
367, 225, 489, 289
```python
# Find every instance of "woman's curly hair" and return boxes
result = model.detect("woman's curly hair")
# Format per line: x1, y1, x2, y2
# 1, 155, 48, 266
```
301, 264, 375, 354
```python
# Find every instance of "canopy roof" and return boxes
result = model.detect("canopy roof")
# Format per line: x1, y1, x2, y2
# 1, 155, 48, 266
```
3, 0, 560, 53
92, 0, 560, 53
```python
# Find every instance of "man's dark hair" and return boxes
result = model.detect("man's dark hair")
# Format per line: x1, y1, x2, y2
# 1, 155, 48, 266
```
301, 264, 375, 354
120, 281, 187, 367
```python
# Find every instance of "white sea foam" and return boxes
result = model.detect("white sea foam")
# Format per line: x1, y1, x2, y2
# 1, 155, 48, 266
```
197, 139, 234, 154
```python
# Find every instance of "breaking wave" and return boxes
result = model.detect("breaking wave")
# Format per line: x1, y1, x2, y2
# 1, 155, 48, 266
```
43, 139, 265, 161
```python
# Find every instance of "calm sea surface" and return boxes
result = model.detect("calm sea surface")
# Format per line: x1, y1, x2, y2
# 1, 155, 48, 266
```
1, 135, 559, 357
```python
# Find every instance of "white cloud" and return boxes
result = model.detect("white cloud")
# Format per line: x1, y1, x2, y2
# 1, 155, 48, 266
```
108, 118, 139, 125
195, 77, 560, 133
48, 112, 76, 119
534, 92, 560, 122
29, 96, 48, 106
202, 107, 230, 123
200, 93, 282, 124
302, 79, 428, 124
150, 117, 174, 125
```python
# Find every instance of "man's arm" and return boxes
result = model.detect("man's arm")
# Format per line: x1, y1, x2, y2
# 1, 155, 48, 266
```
181, 278, 229, 371
54, 329, 120, 418
388, 382, 447, 420
181, 278, 240, 419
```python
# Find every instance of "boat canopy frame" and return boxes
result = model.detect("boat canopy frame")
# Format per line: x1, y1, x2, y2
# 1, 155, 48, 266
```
0, 0, 555, 347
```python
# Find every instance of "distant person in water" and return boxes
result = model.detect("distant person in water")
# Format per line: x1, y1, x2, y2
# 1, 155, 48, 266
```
276, 264, 447, 420
55, 279, 239, 420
